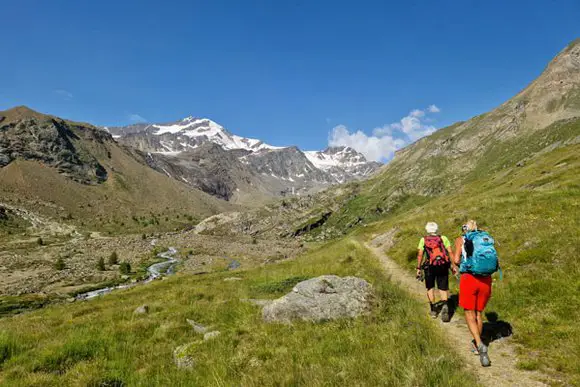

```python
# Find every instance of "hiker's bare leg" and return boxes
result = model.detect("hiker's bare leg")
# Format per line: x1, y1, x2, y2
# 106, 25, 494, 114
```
476, 311, 484, 336
427, 288, 436, 303
465, 310, 482, 346
439, 289, 449, 302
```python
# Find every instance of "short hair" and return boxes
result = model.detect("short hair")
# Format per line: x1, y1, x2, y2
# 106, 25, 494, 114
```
425, 222, 438, 234
465, 220, 478, 231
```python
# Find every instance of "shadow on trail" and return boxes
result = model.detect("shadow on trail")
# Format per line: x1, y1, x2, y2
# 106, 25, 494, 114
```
482, 311, 513, 345
433, 294, 459, 320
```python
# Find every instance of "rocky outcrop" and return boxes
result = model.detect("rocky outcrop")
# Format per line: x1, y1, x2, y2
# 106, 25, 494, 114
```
262, 275, 373, 323
0, 106, 109, 184
138, 142, 263, 201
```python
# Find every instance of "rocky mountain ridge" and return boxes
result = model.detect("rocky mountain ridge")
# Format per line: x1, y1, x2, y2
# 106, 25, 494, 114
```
0, 106, 109, 184
107, 118, 381, 202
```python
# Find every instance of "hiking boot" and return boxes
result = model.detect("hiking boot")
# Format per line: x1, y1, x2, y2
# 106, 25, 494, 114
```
440, 302, 450, 322
478, 344, 491, 367
429, 304, 438, 318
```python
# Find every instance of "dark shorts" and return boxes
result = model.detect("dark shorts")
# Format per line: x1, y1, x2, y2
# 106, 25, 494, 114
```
424, 265, 449, 291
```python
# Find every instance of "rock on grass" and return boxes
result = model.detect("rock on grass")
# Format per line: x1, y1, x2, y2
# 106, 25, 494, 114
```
262, 275, 373, 323
173, 343, 195, 369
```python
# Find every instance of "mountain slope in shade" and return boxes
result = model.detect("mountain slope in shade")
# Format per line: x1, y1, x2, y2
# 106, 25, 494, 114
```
109, 118, 381, 202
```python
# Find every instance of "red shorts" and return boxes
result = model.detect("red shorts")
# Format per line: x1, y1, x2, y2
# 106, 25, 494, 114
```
459, 273, 492, 311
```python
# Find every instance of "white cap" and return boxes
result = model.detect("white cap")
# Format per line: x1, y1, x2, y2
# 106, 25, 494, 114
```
425, 222, 438, 234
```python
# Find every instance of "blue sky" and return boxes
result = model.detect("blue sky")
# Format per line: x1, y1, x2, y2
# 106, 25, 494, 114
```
1, 0, 579, 160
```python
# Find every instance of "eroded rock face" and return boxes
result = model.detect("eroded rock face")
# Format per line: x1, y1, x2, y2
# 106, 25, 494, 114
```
0, 107, 109, 184
262, 275, 373, 323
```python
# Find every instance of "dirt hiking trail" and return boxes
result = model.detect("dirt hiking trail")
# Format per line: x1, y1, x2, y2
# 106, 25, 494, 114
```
365, 233, 549, 387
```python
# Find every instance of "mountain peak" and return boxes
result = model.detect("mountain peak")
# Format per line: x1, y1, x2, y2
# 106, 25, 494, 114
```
0, 106, 49, 123
181, 115, 196, 122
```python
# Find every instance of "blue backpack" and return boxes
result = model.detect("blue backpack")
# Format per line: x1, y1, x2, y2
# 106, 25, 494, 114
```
459, 230, 500, 276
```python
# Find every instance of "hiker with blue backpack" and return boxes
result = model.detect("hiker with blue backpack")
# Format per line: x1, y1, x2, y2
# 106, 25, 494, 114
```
452, 220, 501, 367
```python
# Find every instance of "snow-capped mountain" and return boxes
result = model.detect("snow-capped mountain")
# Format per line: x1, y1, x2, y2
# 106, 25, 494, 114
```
305, 147, 381, 183
107, 116, 381, 203
107, 117, 281, 154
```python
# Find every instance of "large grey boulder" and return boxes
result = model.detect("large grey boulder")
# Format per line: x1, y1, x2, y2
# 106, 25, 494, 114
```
262, 275, 373, 323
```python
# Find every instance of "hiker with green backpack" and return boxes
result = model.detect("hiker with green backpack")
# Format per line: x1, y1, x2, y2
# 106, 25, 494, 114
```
416, 222, 455, 322
452, 219, 501, 368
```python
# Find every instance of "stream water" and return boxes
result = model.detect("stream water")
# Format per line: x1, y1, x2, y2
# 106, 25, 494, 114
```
76, 247, 178, 300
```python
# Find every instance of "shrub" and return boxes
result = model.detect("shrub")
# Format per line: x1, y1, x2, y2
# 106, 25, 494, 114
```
0, 333, 22, 365
141, 233, 146, 240
119, 262, 131, 275
54, 257, 65, 270
97, 257, 106, 271
109, 251, 119, 265
37, 237, 43, 246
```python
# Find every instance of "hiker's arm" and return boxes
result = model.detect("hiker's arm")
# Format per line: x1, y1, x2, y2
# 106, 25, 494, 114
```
446, 242, 458, 274
451, 238, 462, 266
416, 250, 423, 274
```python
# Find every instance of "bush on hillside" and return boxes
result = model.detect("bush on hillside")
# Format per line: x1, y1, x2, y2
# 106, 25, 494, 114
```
54, 257, 65, 271
109, 251, 119, 265
119, 262, 131, 275
96, 257, 105, 271
37, 237, 43, 246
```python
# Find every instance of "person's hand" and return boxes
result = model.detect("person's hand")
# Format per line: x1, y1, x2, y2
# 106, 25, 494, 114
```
416, 269, 421, 277
451, 266, 458, 275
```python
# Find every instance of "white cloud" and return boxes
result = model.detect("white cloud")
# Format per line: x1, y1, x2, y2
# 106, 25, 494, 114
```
410, 109, 425, 118
329, 105, 441, 162
129, 113, 147, 123
329, 125, 406, 162
54, 89, 73, 99
427, 104, 441, 113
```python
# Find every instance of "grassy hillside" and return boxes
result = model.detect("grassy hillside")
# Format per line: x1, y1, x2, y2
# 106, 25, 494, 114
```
348, 134, 580, 384
0, 239, 477, 386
